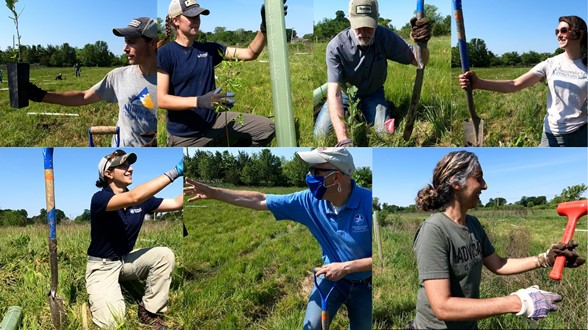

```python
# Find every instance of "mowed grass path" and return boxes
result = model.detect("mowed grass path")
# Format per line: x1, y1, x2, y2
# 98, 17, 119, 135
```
0, 220, 182, 329
181, 186, 353, 329
373, 209, 588, 329
0, 66, 119, 147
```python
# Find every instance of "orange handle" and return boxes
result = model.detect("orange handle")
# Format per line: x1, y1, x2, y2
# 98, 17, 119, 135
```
321, 311, 329, 330
549, 200, 587, 281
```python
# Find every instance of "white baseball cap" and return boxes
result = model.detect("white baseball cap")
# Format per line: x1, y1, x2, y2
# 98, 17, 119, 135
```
297, 147, 356, 176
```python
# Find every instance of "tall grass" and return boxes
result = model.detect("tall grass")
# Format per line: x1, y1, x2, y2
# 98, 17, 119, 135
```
450, 67, 546, 147
0, 220, 182, 329
0, 66, 118, 147
180, 186, 352, 329
373, 209, 588, 329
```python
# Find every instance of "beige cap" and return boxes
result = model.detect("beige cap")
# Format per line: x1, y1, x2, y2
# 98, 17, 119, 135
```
348, 0, 379, 29
296, 147, 356, 176
97, 150, 137, 182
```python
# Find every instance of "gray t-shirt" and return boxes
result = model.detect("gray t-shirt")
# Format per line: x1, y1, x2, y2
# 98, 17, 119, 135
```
413, 212, 495, 329
92, 65, 157, 147
326, 26, 414, 97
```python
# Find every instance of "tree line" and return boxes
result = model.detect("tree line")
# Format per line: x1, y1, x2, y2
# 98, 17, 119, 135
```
451, 38, 563, 68
184, 149, 372, 189
0, 41, 127, 67
374, 184, 588, 222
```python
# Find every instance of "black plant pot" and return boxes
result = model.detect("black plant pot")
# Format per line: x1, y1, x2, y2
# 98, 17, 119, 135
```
7, 62, 30, 108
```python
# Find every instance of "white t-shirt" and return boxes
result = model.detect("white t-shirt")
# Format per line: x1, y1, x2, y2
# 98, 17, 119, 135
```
531, 53, 587, 135
92, 65, 157, 147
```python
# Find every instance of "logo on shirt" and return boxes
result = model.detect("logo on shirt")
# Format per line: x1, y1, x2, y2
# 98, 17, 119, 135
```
351, 213, 369, 232
197, 53, 208, 58
129, 207, 143, 214
132, 87, 154, 109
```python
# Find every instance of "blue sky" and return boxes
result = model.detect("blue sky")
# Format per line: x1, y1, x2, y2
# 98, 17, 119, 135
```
184, 147, 372, 170
314, 0, 452, 32
157, 0, 314, 38
373, 148, 588, 207
451, 0, 588, 55
0, 0, 157, 56
0, 148, 183, 219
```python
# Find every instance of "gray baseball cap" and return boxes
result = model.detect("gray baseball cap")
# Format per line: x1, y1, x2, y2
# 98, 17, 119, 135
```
348, 0, 379, 30
98, 150, 137, 182
297, 147, 356, 176
113, 17, 158, 39
168, 0, 210, 18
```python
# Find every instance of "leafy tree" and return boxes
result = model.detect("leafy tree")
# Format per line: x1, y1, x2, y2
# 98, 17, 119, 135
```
74, 209, 91, 223
468, 38, 491, 67
353, 167, 372, 189
500, 51, 521, 66
313, 10, 349, 42
551, 184, 587, 205
282, 156, 307, 187
521, 51, 541, 66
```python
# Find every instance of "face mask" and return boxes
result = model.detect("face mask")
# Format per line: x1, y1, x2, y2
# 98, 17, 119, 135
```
306, 172, 337, 200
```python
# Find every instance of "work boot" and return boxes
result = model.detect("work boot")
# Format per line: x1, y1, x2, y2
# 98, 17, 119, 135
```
138, 303, 168, 330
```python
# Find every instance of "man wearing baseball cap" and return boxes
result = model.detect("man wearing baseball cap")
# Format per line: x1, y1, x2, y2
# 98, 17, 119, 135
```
184, 147, 372, 328
157, 0, 287, 147
314, 0, 431, 146
87, 149, 184, 328
25, 17, 159, 147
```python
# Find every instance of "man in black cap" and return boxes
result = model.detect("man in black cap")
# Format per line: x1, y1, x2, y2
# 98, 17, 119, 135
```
26, 17, 159, 147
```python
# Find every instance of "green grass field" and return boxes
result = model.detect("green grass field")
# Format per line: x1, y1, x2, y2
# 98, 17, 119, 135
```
181, 186, 354, 329
450, 67, 546, 147
0, 220, 182, 329
373, 209, 588, 329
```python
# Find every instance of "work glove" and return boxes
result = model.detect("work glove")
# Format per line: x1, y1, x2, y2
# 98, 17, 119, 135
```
510, 285, 562, 320
410, 17, 431, 45
537, 240, 586, 268
335, 138, 353, 147
197, 87, 235, 111
260, 0, 288, 33
26, 81, 47, 102
164, 159, 184, 182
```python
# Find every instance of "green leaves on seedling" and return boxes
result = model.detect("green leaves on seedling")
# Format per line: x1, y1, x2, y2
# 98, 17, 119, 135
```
339, 85, 369, 147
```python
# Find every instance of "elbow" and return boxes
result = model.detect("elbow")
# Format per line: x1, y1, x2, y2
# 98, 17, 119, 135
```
431, 305, 452, 321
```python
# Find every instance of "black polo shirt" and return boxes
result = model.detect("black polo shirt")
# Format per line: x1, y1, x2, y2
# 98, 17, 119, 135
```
88, 186, 163, 258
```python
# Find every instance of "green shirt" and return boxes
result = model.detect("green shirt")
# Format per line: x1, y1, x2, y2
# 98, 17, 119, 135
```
413, 212, 495, 329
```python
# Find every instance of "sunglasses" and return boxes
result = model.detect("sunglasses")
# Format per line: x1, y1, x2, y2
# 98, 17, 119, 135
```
102, 149, 125, 174
309, 167, 339, 177
555, 27, 570, 36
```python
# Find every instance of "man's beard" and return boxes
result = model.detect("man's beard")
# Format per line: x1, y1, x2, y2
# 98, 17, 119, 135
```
357, 36, 374, 47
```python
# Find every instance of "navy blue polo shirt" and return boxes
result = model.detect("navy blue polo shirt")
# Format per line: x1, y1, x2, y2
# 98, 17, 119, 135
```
88, 186, 163, 258
157, 41, 227, 137
326, 26, 414, 97
266, 180, 372, 281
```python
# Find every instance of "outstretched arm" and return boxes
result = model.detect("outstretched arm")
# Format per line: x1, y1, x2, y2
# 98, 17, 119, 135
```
184, 177, 268, 211
327, 83, 350, 143
459, 70, 542, 93
225, 30, 267, 61
315, 257, 372, 281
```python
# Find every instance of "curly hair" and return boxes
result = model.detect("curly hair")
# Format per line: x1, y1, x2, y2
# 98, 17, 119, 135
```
416, 151, 481, 211
559, 16, 587, 66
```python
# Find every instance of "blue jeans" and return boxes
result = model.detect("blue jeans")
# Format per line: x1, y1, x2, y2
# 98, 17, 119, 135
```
303, 275, 372, 330
539, 123, 587, 147
314, 87, 390, 140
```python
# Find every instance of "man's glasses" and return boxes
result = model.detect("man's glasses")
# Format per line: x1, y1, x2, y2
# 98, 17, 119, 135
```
555, 27, 569, 36
309, 167, 339, 177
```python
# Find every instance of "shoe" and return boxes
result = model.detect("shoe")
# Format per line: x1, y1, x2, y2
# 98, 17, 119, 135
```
138, 303, 168, 330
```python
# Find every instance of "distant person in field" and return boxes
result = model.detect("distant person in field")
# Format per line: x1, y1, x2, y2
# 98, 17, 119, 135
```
87, 149, 183, 329
75, 62, 82, 77
314, 0, 431, 147
409, 150, 585, 329
0, 69, 3, 84
459, 16, 587, 147
184, 147, 372, 329
25, 17, 158, 147
55, 73, 64, 80
157, 0, 282, 147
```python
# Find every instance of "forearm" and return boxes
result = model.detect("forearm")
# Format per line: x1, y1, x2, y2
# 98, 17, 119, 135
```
475, 79, 521, 93
342, 257, 372, 274
488, 255, 540, 275
158, 94, 198, 111
434, 295, 521, 321
42, 90, 98, 106
209, 186, 268, 211
327, 85, 348, 141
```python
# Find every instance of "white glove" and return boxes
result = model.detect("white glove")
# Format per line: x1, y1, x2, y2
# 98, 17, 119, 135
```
510, 285, 562, 320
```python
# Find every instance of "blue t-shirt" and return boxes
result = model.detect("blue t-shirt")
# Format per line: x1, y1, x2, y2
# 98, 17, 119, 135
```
157, 41, 227, 137
87, 186, 163, 258
326, 26, 414, 97
266, 181, 372, 281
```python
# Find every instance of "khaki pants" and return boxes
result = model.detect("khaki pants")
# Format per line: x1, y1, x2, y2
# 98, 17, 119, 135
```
167, 111, 275, 147
85, 247, 175, 328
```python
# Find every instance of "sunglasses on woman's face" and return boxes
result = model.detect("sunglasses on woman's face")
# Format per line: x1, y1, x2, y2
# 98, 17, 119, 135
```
555, 27, 569, 36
